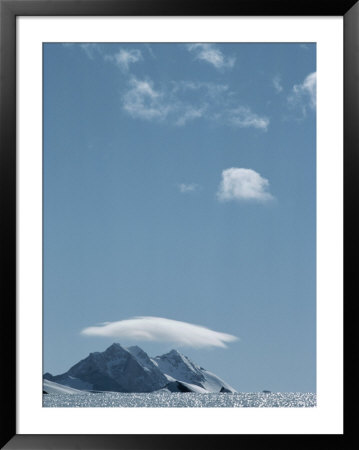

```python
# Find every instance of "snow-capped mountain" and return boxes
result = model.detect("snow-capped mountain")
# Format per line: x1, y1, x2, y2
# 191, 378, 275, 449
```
44, 343, 167, 393
152, 349, 236, 393
43, 343, 236, 394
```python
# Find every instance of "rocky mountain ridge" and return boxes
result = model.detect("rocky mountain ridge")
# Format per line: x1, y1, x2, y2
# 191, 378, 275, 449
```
44, 343, 236, 394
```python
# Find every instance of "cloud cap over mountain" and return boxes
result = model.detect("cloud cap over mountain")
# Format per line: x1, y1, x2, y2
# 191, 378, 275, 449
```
81, 316, 238, 349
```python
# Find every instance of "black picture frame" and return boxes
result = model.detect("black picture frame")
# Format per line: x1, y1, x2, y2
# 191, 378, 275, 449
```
1, 1, 356, 448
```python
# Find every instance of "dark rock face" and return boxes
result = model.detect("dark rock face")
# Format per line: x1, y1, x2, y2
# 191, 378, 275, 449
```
220, 386, 231, 393
165, 381, 193, 393
43, 373, 54, 381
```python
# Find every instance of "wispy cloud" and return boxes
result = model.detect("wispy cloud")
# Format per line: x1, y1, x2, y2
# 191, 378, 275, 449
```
174, 106, 207, 126
288, 72, 316, 115
172, 81, 229, 99
81, 316, 238, 349
273, 75, 283, 93
121, 76, 268, 130
225, 107, 269, 131
79, 43, 102, 59
105, 49, 143, 72
178, 183, 200, 193
123, 77, 172, 121
217, 168, 274, 203
187, 44, 235, 70
174, 82, 269, 130
122, 77, 208, 125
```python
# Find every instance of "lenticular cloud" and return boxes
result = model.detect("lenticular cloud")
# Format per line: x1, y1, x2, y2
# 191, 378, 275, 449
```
81, 316, 238, 349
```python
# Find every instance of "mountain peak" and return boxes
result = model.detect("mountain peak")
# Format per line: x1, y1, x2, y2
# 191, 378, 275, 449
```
127, 345, 144, 354
107, 342, 123, 350
127, 345, 153, 364
161, 349, 185, 359
153, 349, 206, 387
168, 349, 182, 355
103, 342, 127, 355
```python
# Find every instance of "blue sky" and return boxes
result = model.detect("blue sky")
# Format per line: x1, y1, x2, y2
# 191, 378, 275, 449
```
43, 42, 316, 392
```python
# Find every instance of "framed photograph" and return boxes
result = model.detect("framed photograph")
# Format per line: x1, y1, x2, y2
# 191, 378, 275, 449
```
1, 0, 355, 448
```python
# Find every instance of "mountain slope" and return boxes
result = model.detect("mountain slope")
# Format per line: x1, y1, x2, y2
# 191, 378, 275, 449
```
44, 343, 236, 394
153, 349, 237, 393
46, 343, 167, 392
